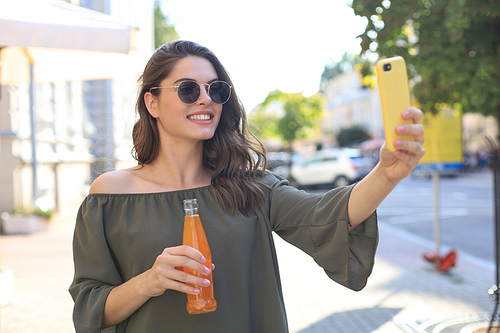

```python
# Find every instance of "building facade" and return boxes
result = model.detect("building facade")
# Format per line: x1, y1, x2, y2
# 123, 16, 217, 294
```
321, 70, 384, 144
0, 0, 154, 217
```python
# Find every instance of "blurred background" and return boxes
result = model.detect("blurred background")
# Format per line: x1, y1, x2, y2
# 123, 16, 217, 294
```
1, 0, 497, 221
0, 0, 499, 331
0, 0, 500, 220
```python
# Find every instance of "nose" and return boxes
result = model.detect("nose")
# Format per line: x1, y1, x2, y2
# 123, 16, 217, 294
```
197, 83, 212, 104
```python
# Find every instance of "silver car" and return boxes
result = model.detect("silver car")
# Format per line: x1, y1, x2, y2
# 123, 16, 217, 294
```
288, 148, 375, 188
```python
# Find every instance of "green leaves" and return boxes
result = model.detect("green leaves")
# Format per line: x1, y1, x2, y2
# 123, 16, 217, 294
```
250, 90, 325, 146
352, 0, 500, 119
154, 0, 179, 48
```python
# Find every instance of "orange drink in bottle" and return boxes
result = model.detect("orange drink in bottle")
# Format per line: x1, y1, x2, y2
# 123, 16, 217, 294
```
182, 199, 217, 314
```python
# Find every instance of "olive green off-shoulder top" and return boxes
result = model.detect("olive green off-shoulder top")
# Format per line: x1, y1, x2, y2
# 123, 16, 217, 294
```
69, 173, 378, 333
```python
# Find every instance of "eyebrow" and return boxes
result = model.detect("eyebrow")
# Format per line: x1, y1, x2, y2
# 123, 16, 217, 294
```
172, 77, 220, 85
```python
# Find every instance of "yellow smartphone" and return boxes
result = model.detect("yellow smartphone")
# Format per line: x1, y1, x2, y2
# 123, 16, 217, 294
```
376, 56, 414, 152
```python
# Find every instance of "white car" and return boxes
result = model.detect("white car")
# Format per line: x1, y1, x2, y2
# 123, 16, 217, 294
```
288, 148, 375, 188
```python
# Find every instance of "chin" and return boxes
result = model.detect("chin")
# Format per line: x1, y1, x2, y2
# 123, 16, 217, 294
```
193, 131, 216, 141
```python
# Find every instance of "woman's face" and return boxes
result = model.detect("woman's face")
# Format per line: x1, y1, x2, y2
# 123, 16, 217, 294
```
146, 56, 223, 145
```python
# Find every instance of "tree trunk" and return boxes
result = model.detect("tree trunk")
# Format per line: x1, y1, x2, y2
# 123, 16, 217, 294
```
497, 104, 500, 144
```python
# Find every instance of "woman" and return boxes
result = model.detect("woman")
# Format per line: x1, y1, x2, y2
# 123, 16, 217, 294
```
70, 40, 425, 333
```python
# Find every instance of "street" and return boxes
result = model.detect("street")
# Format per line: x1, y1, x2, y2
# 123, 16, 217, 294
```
379, 170, 494, 264
310, 170, 495, 264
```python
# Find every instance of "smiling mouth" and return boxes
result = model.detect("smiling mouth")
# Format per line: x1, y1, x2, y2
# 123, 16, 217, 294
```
188, 114, 212, 121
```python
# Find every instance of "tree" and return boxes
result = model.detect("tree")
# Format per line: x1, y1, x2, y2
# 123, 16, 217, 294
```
249, 90, 325, 148
320, 52, 359, 92
351, 0, 500, 135
154, 0, 179, 48
320, 52, 376, 92
336, 126, 371, 147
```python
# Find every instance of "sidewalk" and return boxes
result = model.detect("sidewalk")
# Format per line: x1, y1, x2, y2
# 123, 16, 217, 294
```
0, 212, 495, 332
276, 222, 494, 332
0, 218, 76, 333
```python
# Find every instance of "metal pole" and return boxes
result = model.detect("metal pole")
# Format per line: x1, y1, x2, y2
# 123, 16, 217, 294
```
493, 145, 500, 293
432, 170, 441, 268
493, 149, 500, 330
485, 137, 500, 292
486, 137, 500, 331
29, 63, 38, 207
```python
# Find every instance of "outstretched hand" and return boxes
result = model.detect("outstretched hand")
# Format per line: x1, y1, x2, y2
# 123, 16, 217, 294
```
347, 107, 425, 229
379, 107, 425, 183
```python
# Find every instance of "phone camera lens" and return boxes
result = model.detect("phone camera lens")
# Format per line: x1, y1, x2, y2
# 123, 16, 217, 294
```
383, 64, 392, 71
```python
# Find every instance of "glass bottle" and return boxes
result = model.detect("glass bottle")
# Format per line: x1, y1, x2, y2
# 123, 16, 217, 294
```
182, 198, 217, 314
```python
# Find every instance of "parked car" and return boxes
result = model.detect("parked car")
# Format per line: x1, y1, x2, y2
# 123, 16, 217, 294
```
266, 152, 292, 171
285, 148, 375, 188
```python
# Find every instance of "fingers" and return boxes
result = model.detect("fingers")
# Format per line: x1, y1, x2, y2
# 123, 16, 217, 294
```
396, 107, 425, 145
379, 107, 426, 181
174, 268, 211, 287
402, 107, 423, 124
163, 245, 208, 275
147, 245, 213, 297
153, 265, 210, 296
396, 123, 425, 144
160, 245, 211, 278
390, 107, 426, 164
394, 140, 425, 160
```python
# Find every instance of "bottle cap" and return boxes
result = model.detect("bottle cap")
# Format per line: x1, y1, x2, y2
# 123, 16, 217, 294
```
183, 198, 198, 215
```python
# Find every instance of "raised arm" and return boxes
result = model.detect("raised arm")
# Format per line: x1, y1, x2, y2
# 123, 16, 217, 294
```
348, 107, 425, 231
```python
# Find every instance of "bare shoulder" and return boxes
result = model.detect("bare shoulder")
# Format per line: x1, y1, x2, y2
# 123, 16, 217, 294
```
89, 168, 140, 194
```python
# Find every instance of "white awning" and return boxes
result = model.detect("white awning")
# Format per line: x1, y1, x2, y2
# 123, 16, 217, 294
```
0, 0, 137, 54
0, 0, 145, 208
0, 0, 141, 84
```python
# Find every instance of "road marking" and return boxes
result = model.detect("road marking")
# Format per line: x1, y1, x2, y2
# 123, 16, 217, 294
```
381, 208, 469, 225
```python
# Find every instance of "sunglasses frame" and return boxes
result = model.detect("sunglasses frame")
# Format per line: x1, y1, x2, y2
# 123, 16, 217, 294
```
149, 80, 232, 105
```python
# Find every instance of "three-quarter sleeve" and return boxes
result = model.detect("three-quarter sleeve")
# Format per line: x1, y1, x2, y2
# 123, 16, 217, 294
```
268, 176, 378, 291
69, 196, 125, 333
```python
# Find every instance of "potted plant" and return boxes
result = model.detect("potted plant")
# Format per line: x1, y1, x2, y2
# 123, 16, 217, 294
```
0, 206, 53, 235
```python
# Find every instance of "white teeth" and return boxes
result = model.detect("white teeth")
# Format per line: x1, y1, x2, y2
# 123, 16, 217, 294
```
188, 114, 211, 121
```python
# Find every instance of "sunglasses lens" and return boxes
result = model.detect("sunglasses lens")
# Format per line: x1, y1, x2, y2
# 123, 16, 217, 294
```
209, 82, 231, 104
177, 81, 200, 104
176, 81, 231, 104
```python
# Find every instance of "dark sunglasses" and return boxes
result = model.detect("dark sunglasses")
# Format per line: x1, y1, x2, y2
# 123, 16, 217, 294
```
149, 80, 232, 105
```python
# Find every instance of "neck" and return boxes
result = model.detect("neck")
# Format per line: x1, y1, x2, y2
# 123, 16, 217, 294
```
147, 140, 212, 190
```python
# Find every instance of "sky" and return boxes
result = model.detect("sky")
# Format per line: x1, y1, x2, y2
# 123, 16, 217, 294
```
161, 0, 368, 112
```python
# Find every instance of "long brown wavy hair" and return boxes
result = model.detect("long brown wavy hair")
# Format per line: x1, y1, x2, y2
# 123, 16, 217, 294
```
133, 40, 269, 215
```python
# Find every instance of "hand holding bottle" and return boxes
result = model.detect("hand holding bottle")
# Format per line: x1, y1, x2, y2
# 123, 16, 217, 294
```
101, 244, 214, 328
144, 245, 212, 297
